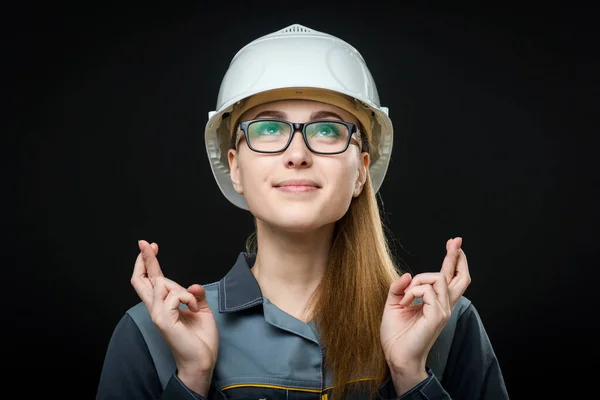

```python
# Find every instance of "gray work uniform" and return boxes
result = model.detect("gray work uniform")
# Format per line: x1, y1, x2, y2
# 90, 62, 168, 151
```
96, 252, 509, 399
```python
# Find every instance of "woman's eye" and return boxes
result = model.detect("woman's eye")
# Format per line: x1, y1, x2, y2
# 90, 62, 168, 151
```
263, 125, 280, 134
314, 123, 339, 136
251, 122, 283, 136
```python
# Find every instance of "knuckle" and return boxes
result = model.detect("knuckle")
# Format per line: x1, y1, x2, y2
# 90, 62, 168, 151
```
169, 285, 183, 294
172, 288, 189, 302
171, 280, 184, 291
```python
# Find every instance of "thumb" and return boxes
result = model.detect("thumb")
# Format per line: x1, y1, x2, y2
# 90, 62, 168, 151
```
187, 284, 210, 311
386, 273, 412, 305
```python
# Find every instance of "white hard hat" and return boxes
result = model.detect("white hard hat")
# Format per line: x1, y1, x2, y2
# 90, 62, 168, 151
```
205, 24, 393, 210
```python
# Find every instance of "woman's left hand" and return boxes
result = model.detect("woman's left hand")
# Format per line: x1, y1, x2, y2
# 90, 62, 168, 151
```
380, 237, 471, 383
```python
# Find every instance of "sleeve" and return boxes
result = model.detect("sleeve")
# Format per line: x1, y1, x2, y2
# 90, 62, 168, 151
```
95, 313, 208, 400
378, 367, 450, 399
377, 303, 510, 400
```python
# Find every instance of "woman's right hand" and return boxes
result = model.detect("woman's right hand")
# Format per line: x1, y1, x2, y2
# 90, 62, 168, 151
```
131, 239, 219, 396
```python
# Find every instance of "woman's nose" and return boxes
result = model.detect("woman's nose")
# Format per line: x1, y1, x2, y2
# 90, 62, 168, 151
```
282, 131, 313, 168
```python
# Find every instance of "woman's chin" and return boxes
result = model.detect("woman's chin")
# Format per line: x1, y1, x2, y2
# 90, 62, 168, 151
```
254, 210, 338, 233
273, 215, 324, 233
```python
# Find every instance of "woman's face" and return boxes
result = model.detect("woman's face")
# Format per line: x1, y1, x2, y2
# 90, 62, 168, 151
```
228, 99, 370, 232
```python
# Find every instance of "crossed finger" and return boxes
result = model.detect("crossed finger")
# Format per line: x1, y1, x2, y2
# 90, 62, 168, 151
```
131, 240, 163, 308
139, 240, 163, 285
440, 238, 462, 285
448, 247, 471, 306
440, 237, 471, 306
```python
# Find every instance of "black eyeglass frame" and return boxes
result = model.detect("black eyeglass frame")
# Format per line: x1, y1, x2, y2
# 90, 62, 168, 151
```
236, 118, 361, 155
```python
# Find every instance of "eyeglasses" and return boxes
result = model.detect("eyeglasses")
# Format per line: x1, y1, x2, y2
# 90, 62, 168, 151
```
236, 119, 361, 154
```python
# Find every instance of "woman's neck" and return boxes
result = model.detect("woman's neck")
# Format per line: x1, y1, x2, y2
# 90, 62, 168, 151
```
251, 219, 334, 322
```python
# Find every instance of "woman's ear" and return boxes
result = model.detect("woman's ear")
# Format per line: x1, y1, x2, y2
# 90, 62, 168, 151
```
228, 149, 244, 194
353, 151, 370, 197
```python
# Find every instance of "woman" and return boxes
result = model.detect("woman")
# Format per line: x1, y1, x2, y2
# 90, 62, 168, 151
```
97, 24, 509, 399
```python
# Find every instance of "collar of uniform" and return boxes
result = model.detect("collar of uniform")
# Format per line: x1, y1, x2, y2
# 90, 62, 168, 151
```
218, 252, 264, 313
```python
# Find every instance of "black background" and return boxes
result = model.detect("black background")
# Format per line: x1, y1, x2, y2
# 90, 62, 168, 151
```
6, 3, 598, 399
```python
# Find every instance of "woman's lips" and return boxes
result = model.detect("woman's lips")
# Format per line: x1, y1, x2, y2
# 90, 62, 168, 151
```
275, 185, 319, 193
274, 179, 321, 193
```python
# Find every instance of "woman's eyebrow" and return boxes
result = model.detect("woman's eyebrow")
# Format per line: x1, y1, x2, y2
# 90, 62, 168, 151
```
252, 110, 344, 121
254, 110, 287, 119
309, 111, 343, 120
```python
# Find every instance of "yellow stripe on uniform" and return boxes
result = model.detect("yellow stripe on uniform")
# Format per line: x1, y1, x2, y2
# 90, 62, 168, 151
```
220, 383, 322, 393
221, 377, 378, 393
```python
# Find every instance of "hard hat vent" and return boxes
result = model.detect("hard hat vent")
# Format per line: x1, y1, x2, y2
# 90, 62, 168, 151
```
278, 24, 314, 34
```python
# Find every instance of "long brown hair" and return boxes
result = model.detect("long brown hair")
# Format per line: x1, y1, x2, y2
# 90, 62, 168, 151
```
244, 136, 406, 399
